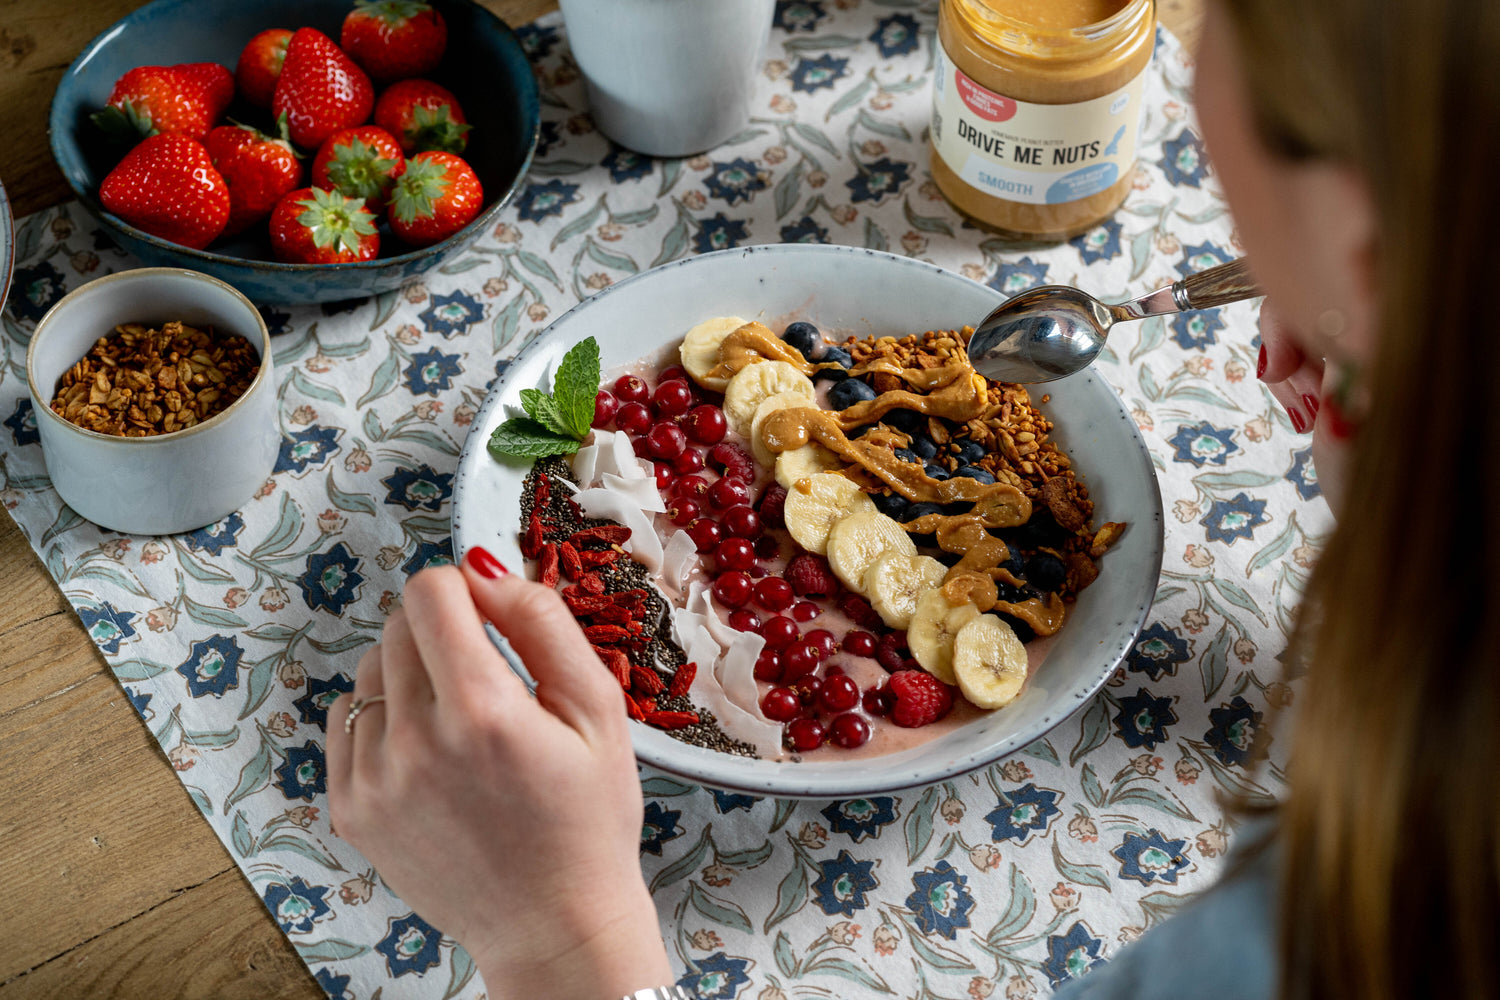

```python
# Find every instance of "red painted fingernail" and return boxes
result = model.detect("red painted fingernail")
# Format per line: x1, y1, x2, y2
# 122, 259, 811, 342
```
1256, 344, 1267, 379
1301, 393, 1319, 418
1322, 393, 1356, 440
1288, 407, 1307, 433
467, 546, 508, 578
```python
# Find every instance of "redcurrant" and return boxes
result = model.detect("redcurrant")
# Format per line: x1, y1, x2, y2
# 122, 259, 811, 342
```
711, 571, 753, 608
819, 674, 860, 712
684, 404, 728, 445
592, 389, 618, 429
760, 615, 799, 651
785, 718, 826, 751
613, 374, 650, 404
615, 400, 651, 435
652, 379, 693, 418
761, 687, 800, 723
687, 518, 722, 553
714, 537, 756, 572
830, 713, 872, 749
753, 577, 794, 612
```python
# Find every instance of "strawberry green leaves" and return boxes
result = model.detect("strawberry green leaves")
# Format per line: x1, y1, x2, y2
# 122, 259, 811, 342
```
488, 336, 601, 459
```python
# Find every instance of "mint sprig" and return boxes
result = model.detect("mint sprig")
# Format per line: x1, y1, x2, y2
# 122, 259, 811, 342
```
488, 336, 601, 460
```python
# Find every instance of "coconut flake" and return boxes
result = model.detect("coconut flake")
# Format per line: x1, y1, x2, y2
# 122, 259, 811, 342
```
662, 530, 698, 598
600, 472, 665, 513
572, 488, 664, 572
610, 427, 652, 481
665, 606, 780, 756
571, 435, 601, 487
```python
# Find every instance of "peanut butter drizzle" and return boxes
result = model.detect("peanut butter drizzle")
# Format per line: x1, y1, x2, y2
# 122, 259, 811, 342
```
835, 364, 989, 428
706, 322, 846, 382
927, 517, 1066, 636
762, 406, 1032, 526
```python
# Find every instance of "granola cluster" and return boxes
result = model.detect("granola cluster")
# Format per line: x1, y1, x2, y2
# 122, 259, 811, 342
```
50, 321, 259, 437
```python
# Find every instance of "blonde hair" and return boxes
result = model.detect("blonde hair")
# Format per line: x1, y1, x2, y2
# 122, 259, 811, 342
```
1218, 1, 1500, 997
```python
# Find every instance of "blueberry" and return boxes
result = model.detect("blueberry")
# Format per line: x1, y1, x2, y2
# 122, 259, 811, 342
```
955, 439, 986, 464
953, 465, 996, 485
893, 447, 918, 464
828, 378, 877, 410
994, 581, 1028, 604
908, 433, 939, 461
998, 541, 1025, 577
942, 501, 970, 516
997, 613, 1037, 644
846, 423, 871, 439
821, 345, 852, 368
923, 463, 950, 481
782, 321, 824, 359
902, 501, 946, 523
885, 409, 923, 434
1024, 552, 1067, 593
872, 491, 910, 520
1008, 509, 1067, 549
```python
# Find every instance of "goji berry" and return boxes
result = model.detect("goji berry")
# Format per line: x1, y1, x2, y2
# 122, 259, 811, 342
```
520, 514, 544, 559
569, 524, 631, 547
583, 624, 631, 643
564, 592, 612, 615
591, 604, 633, 625
622, 691, 646, 721
578, 548, 622, 568
668, 661, 697, 699
644, 709, 700, 730
535, 476, 550, 507
579, 572, 605, 594
630, 664, 665, 695
638, 696, 657, 715
592, 645, 630, 687
538, 543, 560, 588
559, 541, 583, 580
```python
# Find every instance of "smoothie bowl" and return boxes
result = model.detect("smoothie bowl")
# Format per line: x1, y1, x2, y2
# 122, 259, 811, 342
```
452, 245, 1162, 798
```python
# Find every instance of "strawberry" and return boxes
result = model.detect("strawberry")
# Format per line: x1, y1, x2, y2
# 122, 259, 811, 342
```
98, 134, 230, 249
373, 78, 470, 154
235, 28, 293, 108
90, 64, 227, 142
341, 0, 447, 82
886, 670, 954, 728
387, 150, 483, 247
272, 28, 375, 151
175, 63, 235, 119
268, 187, 379, 263
204, 124, 303, 237
311, 125, 405, 212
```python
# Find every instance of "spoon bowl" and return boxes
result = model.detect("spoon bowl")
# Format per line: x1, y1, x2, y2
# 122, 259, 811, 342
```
968, 256, 1260, 384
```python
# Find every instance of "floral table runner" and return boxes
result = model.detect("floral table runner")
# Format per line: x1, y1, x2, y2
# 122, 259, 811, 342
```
1, 4, 1325, 998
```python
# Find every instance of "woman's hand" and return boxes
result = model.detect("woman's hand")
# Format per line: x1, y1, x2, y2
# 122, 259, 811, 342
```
1256, 302, 1327, 434
326, 550, 673, 1000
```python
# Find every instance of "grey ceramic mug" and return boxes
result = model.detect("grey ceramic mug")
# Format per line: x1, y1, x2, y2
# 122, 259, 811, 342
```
558, 0, 775, 157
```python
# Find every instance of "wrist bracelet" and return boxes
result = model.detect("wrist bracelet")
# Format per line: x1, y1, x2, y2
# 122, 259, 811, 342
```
620, 987, 695, 1000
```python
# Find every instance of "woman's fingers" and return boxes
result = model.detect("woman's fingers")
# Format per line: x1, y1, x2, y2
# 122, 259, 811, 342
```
459, 548, 625, 739
399, 565, 530, 709
378, 608, 435, 734
326, 642, 383, 832
1257, 302, 1327, 433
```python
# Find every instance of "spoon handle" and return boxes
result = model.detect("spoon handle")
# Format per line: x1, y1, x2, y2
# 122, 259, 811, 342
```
1174, 257, 1260, 310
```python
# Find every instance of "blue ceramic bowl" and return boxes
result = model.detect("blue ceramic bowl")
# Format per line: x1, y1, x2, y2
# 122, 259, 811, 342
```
49, 0, 538, 304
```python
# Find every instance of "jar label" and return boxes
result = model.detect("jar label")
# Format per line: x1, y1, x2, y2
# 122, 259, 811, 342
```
931, 42, 1150, 206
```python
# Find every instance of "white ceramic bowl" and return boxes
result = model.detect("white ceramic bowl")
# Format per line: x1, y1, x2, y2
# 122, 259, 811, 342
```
27, 268, 277, 535
452, 245, 1163, 797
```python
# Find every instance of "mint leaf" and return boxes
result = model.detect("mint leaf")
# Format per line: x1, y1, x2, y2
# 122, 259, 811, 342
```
520, 388, 572, 437
487, 418, 581, 459
554, 337, 601, 438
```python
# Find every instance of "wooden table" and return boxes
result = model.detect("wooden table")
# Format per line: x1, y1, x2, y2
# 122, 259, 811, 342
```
0, 1, 1203, 995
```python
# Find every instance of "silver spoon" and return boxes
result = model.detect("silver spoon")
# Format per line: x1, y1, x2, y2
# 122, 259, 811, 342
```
966, 256, 1261, 384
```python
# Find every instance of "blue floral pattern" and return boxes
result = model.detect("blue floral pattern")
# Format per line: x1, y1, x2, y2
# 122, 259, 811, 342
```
0, 14, 1328, 1000
904, 861, 975, 939
812, 850, 878, 916
821, 797, 898, 842
264, 877, 333, 934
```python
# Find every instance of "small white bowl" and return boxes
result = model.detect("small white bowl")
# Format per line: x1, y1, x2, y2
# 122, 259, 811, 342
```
27, 268, 277, 535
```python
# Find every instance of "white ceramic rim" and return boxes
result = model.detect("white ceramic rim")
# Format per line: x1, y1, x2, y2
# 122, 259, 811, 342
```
452, 244, 1164, 797
0, 180, 13, 312
26, 267, 273, 447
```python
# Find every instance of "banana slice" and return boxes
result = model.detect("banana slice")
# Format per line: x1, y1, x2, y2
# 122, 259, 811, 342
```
783, 472, 876, 555
774, 443, 843, 490
864, 552, 949, 630
952, 614, 1028, 709
749, 390, 816, 469
826, 509, 917, 594
723, 361, 815, 437
907, 589, 981, 684
680, 316, 749, 391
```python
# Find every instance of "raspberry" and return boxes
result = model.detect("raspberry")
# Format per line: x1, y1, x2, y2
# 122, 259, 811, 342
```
786, 553, 838, 597
887, 670, 954, 728
837, 592, 883, 630
709, 441, 756, 482
757, 483, 788, 528
875, 630, 908, 672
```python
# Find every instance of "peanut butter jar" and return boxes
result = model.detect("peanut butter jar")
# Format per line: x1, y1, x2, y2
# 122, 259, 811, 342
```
930, 0, 1155, 241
